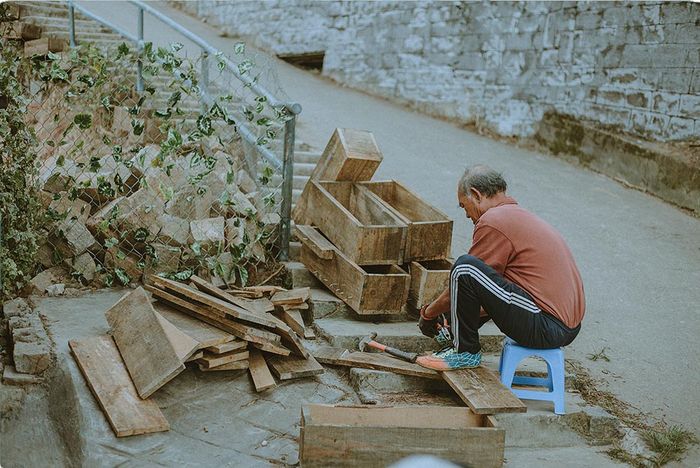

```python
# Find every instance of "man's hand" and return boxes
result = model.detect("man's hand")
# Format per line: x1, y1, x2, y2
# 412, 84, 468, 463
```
418, 304, 439, 337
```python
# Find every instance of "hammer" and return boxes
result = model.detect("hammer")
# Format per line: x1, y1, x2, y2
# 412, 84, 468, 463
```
358, 332, 418, 363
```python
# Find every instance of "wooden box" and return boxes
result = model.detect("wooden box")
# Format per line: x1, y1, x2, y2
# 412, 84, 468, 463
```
303, 181, 407, 265
297, 225, 409, 315
293, 128, 382, 223
300, 405, 505, 468
408, 259, 453, 308
360, 180, 453, 261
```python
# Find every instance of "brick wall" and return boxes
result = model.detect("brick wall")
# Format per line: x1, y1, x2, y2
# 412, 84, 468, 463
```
170, 1, 700, 142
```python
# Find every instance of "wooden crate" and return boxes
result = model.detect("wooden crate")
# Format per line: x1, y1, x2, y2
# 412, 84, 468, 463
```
300, 405, 505, 468
293, 128, 382, 224
296, 225, 409, 315
360, 180, 453, 261
302, 181, 407, 265
408, 258, 453, 308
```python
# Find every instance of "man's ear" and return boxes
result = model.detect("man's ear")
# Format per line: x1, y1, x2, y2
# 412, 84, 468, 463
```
470, 187, 482, 202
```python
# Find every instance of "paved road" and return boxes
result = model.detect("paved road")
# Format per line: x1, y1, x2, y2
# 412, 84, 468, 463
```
80, 1, 700, 447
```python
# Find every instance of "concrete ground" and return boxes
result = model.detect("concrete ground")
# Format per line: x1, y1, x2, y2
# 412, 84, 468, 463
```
32, 2, 700, 465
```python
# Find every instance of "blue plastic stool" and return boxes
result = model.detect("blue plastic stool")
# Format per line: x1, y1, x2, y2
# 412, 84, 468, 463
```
498, 337, 566, 415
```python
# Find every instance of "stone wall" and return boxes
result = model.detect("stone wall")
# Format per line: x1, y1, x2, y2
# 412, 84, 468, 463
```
171, 1, 700, 142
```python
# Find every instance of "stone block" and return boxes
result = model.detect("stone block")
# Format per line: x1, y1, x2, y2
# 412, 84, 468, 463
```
143, 243, 181, 282
235, 169, 258, 194
48, 193, 91, 224
54, 219, 98, 258
68, 252, 97, 283
665, 116, 696, 140
86, 196, 126, 239
679, 94, 700, 118
46, 284, 65, 296
2, 365, 43, 385
13, 341, 51, 374
225, 217, 245, 246
167, 185, 218, 220
2, 298, 31, 319
105, 251, 144, 285
190, 217, 225, 251
155, 213, 190, 246
39, 156, 79, 194
27, 266, 68, 295
116, 188, 166, 240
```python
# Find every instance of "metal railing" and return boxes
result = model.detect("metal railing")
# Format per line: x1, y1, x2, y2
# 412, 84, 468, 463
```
66, 0, 300, 260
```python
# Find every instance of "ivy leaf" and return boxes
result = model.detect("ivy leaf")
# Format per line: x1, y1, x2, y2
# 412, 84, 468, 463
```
170, 42, 184, 52
73, 114, 92, 130
104, 237, 118, 249
114, 268, 130, 286
196, 115, 213, 136
131, 119, 145, 136
236, 264, 249, 287
234, 42, 245, 55
117, 42, 130, 58
134, 227, 149, 242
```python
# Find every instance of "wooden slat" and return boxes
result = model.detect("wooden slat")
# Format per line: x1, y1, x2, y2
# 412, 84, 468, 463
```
268, 354, 324, 380
295, 225, 334, 259
271, 287, 310, 306
190, 275, 274, 314
186, 350, 204, 362
155, 311, 199, 362
154, 303, 235, 349
69, 336, 169, 437
150, 276, 278, 328
312, 347, 440, 380
441, 367, 527, 415
205, 341, 247, 354
105, 287, 185, 398
275, 308, 306, 338
198, 360, 249, 372
304, 328, 317, 340
197, 350, 249, 369
248, 349, 276, 392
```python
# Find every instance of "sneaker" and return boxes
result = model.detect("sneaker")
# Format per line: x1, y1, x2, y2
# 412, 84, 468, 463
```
416, 347, 482, 371
434, 327, 452, 347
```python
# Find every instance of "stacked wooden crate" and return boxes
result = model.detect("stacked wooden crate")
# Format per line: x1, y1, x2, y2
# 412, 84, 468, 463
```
69, 277, 320, 437
293, 128, 454, 316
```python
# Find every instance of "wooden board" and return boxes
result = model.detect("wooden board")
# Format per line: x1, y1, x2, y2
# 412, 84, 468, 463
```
312, 347, 440, 380
248, 348, 276, 392
297, 225, 409, 315
359, 180, 453, 261
186, 350, 203, 362
69, 336, 169, 437
442, 367, 527, 415
408, 259, 453, 309
268, 354, 324, 380
155, 311, 199, 362
293, 128, 383, 224
24, 37, 64, 57
275, 308, 306, 338
105, 287, 185, 398
197, 350, 249, 369
206, 341, 247, 354
271, 287, 310, 306
300, 404, 504, 468
190, 275, 274, 314
301, 181, 407, 265
304, 328, 316, 340
147, 286, 290, 355
154, 303, 235, 349
151, 276, 278, 328
198, 360, 249, 372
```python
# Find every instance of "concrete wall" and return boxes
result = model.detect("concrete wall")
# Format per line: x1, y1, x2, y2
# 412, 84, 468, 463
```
171, 1, 700, 142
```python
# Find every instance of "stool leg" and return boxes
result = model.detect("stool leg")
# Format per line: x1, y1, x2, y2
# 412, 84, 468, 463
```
499, 349, 521, 388
551, 351, 566, 415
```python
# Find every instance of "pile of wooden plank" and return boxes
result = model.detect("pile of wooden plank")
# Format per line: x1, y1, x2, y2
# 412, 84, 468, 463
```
69, 276, 322, 437
293, 128, 454, 316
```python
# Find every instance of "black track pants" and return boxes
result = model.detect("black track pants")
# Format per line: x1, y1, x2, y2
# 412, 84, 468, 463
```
449, 255, 580, 354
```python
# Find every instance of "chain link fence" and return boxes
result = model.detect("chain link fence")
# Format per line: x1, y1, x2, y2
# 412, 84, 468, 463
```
16, 38, 293, 291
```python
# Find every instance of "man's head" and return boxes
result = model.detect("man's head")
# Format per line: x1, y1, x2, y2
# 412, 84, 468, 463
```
457, 165, 508, 224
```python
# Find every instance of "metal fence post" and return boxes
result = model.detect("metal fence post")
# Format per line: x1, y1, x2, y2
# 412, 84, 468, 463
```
279, 114, 296, 261
136, 7, 144, 93
200, 50, 209, 111
68, 0, 76, 47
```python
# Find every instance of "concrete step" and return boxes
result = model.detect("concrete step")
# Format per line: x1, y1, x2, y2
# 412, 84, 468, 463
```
292, 174, 308, 190
48, 30, 125, 42
312, 317, 505, 354
284, 261, 322, 289
288, 241, 301, 261
306, 287, 350, 323
294, 162, 316, 177
21, 15, 110, 33
294, 150, 322, 164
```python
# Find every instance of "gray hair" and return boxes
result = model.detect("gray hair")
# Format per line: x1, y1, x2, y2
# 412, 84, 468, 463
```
458, 165, 507, 197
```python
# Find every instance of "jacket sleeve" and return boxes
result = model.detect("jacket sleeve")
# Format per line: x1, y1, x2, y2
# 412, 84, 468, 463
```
467, 224, 514, 275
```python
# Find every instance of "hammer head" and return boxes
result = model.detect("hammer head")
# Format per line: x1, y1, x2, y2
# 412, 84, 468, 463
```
358, 332, 378, 352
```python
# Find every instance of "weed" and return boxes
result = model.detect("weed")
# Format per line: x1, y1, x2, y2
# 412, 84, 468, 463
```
587, 347, 611, 362
642, 426, 698, 466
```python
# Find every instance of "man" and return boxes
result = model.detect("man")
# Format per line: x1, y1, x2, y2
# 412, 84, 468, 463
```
416, 165, 585, 371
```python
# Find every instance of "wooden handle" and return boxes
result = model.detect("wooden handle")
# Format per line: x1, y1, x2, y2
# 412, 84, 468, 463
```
296, 225, 335, 260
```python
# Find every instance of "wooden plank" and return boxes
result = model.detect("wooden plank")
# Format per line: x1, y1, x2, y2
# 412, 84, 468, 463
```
293, 128, 383, 224
302, 181, 407, 265
197, 350, 249, 369
312, 347, 440, 380
69, 336, 169, 437
282, 302, 308, 311
441, 367, 527, 415
298, 226, 409, 315
155, 311, 199, 362
24, 37, 64, 57
105, 287, 185, 398
190, 275, 274, 314
268, 354, 324, 380
154, 303, 235, 349
147, 286, 290, 356
360, 180, 453, 261
295, 225, 334, 259
205, 341, 247, 354
198, 360, 249, 372
408, 259, 453, 309
271, 287, 310, 306
275, 308, 306, 338
186, 350, 203, 362
304, 328, 316, 340
248, 349, 276, 392
300, 404, 504, 468
150, 276, 278, 328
